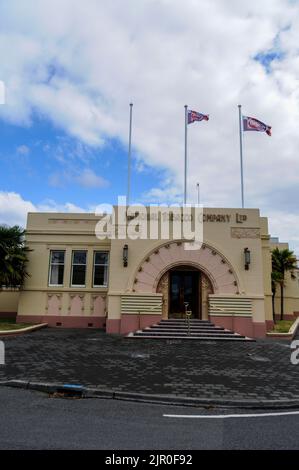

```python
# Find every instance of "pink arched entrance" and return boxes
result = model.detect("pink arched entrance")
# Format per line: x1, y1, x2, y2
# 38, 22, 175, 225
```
132, 241, 240, 296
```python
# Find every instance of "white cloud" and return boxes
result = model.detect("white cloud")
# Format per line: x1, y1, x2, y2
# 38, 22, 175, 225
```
49, 168, 109, 188
0, 192, 36, 227
36, 199, 86, 214
267, 210, 299, 255
0, 191, 86, 228
16, 145, 30, 156
75, 169, 109, 188
0, 80, 5, 105
0, 1, 299, 248
142, 186, 182, 205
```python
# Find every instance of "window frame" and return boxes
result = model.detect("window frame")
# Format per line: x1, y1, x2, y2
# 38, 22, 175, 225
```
48, 250, 65, 287
71, 250, 88, 288
93, 251, 109, 288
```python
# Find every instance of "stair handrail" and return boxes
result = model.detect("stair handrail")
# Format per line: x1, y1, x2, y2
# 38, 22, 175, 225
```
183, 302, 192, 336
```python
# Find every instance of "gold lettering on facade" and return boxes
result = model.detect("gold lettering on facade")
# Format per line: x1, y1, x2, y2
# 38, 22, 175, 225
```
236, 213, 248, 224
202, 214, 231, 223
125, 212, 249, 223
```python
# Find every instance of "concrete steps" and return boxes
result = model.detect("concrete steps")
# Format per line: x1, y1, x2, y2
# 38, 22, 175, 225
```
127, 318, 254, 341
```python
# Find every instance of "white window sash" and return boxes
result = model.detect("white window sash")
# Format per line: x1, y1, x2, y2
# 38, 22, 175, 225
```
93, 252, 109, 287
71, 251, 87, 287
49, 251, 65, 287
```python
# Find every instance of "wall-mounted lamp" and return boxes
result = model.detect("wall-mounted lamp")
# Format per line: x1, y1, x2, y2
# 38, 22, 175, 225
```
123, 244, 128, 267
244, 247, 251, 270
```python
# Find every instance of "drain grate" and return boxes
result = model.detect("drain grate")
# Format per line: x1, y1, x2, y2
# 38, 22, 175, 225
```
50, 384, 84, 398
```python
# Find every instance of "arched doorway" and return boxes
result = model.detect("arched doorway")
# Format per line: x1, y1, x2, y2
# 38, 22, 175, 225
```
157, 265, 214, 320
131, 241, 240, 321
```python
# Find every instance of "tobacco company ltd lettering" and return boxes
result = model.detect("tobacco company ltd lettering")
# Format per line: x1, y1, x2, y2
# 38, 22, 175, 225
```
203, 214, 231, 223
203, 213, 248, 223
236, 213, 247, 223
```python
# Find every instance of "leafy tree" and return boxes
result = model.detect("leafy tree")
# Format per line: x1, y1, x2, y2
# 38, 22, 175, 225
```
271, 248, 297, 321
0, 225, 30, 289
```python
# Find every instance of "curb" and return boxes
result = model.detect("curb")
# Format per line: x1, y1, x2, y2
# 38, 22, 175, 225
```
0, 323, 48, 337
2, 379, 299, 409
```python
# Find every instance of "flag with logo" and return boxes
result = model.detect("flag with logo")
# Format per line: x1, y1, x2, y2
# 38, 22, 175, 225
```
188, 109, 209, 124
243, 115, 271, 136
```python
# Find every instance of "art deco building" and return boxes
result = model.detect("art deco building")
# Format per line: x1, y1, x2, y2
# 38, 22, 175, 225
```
1, 206, 299, 339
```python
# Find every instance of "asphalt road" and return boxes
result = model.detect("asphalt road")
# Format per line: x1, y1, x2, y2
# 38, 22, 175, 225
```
0, 387, 299, 450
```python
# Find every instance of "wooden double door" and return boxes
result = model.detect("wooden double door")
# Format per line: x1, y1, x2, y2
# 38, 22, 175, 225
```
169, 269, 200, 318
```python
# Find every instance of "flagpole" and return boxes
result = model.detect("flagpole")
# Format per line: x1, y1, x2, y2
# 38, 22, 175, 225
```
127, 103, 133, 206
238, 104, 245, 208
184, 105, 188, 205
196, 182, 200, 206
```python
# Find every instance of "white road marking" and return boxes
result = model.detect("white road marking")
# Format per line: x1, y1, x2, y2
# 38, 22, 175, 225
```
164, 410, 299, 419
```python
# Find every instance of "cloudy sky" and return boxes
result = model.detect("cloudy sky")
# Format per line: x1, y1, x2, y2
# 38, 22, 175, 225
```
0, 0, 299, 252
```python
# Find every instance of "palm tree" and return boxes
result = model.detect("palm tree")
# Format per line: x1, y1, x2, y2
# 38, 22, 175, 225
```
271, 270, 283, 323
0, 225, 30, 289
271, 248, 297, 321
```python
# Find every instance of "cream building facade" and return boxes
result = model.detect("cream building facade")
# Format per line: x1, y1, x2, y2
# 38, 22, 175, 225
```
1, 207, 299, 338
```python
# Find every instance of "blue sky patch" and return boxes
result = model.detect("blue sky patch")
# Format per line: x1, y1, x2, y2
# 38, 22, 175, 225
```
0, 115, 170, 213
254, 50, 285, 73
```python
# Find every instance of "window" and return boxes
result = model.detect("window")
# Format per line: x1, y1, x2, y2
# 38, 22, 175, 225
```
93, 252, 109, 287
71, 251, 87, 287
49, 251, 65, 286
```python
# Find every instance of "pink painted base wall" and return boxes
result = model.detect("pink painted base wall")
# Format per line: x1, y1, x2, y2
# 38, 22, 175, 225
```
120, 314, 162, 335
16, 315, 106, 329
274, 314, 296, 321
266, 320, 274, 331
209, 315, 267, 338
106, 319, 121, 334
106, 315, 162, 335
252, 322, 267, 338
